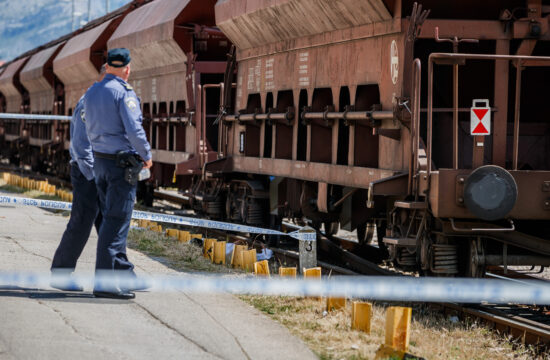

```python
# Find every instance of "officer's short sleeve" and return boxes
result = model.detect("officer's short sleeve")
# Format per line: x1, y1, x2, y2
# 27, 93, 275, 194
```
118, 90, 152, 161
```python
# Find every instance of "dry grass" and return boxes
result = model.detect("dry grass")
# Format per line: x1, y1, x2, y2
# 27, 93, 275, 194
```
125, 226, 544, 360
238, 296, 544, 360
126, 228, 237, 273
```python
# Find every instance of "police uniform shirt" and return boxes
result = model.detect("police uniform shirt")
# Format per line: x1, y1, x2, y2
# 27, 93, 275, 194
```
83, 73, 151, 161
69, 96, 94, 181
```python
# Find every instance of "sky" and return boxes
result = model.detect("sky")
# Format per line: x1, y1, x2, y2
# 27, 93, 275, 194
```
0, 0, 132, 62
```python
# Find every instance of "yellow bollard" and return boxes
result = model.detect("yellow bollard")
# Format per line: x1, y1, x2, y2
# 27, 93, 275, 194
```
151, 225, 162, 233
147, 222, 158, 230
303, 267, 322, 300
166, 229, 179, 238
242, 249, 257, 272
138, 219, 149, 228
254, 260, 270, 276
177, 230, 190, 243
326, 297, 346, 312
303, 267, 322, 278
385, 306, 412, 352
203, 238, 217, 261
351, 301, 372, 333
278, 267, 297, 278
231, 244, 247, 269
213, 241, 226, 265
374, 306, 413, 360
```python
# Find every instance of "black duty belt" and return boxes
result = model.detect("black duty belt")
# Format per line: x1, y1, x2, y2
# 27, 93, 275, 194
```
93, 151, 118, 160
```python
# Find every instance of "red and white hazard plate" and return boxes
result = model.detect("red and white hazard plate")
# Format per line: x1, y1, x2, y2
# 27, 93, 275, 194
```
470, 99, 491, 136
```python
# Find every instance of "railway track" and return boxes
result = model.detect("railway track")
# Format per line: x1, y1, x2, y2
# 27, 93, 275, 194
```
2, 167, 550, 351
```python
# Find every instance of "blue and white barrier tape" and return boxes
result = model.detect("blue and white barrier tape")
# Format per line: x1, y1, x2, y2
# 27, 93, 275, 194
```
0, 113, 71, 121
0, 195, 316, 241
2, 271, 550, 304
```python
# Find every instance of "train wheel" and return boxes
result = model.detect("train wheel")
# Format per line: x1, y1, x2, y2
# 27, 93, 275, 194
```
377, 220, 389, 258
324, 221, 339, 236
466, 237, 486, 278
356, 222, 375, 244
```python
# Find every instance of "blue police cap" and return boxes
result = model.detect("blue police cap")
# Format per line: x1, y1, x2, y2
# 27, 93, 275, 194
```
107, 48, 131, 67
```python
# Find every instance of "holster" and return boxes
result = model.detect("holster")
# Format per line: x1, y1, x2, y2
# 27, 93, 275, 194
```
116, 151, 143, 185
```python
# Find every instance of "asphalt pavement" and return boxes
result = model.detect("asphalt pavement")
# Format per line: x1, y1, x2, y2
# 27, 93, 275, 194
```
0, 194, 317, 360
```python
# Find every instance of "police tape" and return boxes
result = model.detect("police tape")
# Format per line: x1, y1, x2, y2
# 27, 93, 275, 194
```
0, 194, 316, 241
0, 113, 72, 121
2, 271, 550, 304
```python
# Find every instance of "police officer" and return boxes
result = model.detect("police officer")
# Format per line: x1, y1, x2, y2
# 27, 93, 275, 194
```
50, 64, 107, 291
84, 48, 152, 299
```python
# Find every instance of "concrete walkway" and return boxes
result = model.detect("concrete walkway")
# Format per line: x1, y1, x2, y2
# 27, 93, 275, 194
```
0, 195, 317, 360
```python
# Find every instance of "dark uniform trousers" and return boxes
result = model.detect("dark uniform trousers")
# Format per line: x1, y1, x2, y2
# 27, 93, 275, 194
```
93, 157, 135, 278
51, 163, 102, 270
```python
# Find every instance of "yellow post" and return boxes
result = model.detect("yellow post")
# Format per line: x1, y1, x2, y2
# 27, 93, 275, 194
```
166, 229, 179, 238
138, 219, 148, 228
242, 249, 257, 272
203, 238, 217, 261
303, 267, 322, 299
351, 301, 372, 333
303, 267, 322, 278
177, 230, 190, 243
231, 245, 247, 269
326, 297, 346, 312
384, 306, 412, 352
213, 241, 226, 264
254, 260, 270, 276
147, 222, 158, 230
69, 193, 73, 202
152, 225, 162, 233
278, 267, 297, 278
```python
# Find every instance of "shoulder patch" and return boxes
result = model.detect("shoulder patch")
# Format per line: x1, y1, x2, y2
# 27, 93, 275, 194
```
125, 97, 138, 111
80, 108, 86, 123
123, 83, 133, 90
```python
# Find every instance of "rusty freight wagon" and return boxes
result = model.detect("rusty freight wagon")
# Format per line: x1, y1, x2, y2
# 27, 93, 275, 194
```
208, 0, 550, 276
0, 0, 232, 189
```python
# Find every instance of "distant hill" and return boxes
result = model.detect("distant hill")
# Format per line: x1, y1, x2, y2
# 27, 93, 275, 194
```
0, 0, 131, 63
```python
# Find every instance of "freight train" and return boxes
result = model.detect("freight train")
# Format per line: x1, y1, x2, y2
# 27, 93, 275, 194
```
2, 0, 550, 277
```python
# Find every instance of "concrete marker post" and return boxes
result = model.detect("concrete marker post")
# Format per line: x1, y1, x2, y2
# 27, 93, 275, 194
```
298, 226, 317, 274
